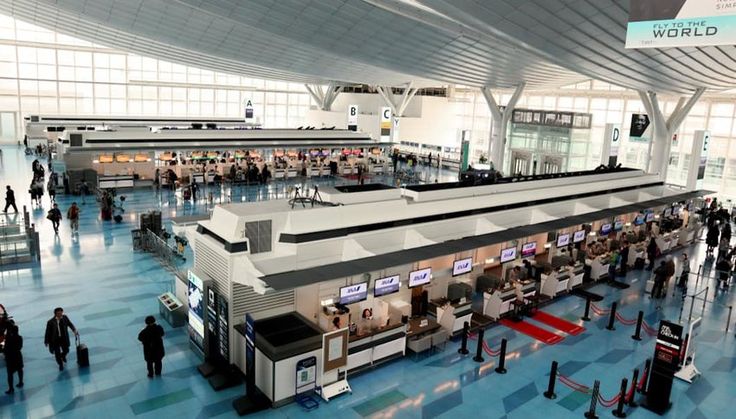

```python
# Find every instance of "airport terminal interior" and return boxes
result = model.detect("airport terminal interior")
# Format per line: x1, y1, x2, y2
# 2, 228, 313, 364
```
1, 1, 736, 418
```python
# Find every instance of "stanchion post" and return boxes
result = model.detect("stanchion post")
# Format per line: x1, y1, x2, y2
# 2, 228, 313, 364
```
688, 294, 696, 321
727, 305, 733, 333
544, 361, 558, 399
631, 310, 644, 341
695, 264, 702, 288
606, 302, 618, 331
702, 286, 709, 316
458, 321, 470, 355
472, 329, 485, 363
495, 338, 508, 374
582, 297, 591, 321
612, 378, 629, 418
638, 359, 651, 395
628, 368, 639, 407
584, 380, 600, 419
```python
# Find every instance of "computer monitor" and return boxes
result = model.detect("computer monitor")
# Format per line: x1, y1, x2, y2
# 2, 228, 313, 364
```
452, 258, 473, 276
556, 233, 570, 247
408, 268, 432, 288
573, 230, 586, 243
521, 242, 537, 258
634, 214, 645, 225
664, 208, 672, 217
500, 247, 517, 263
339, 282, 368, 305
601, 223, 612, 235
614, 220, 624, 231
645, 212, 655, 223
374, 275, 401, 297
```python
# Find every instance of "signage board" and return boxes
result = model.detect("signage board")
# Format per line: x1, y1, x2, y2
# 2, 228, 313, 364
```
698, 131, 710, 181
347, 104, 358, 131
521, 242, 537, 258
573, 230, 586, 243
601, 223, 613, 235
339, 282, 368, 305
244, 99, 254, 120
408, 267, 431, 288
245, 313, 256, 393
380, 106, 392, 141
374, 275, 401, 297
646, 212, 655, 223
187, 270, 205, 347
629, 114, 651, 143
500, 247, 517, 263
452, 257, 473, 276
626, 0, 736, 49
556, 233, 570, 248
614, 220, 624, 231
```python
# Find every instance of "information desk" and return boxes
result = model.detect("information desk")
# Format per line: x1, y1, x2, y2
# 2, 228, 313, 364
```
98, 175, 135, 189
429, 299, 473, 336
347, 322, 406, 373
483, 286, 517, 320
235, 313, 324, 408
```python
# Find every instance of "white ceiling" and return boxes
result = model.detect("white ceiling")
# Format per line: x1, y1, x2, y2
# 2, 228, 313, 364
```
2, 0, 734, 93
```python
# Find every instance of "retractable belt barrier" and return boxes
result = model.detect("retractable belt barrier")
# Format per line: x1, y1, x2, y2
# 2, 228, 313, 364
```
589, 302, 658, 337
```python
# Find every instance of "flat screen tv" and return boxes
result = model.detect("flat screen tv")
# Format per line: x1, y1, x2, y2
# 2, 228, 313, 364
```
374, 275, 401, 297
614, 220, 624, 231
452, 258, 473, 276
339, 282, 368, 305
521, 242, 537, 258
408, 268, 431, 288
500, 247, 517, 263
601, 223, 612, 235
556, 233, 570, 247
573, 230, 586, 243
645, 212, 655, 223
634, 214, 645, 225
664, 208, 672, 217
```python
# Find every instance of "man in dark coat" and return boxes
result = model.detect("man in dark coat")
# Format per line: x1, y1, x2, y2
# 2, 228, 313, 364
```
137, 316, 165, 378
4, 324, 23, 394
44, 307, 78, 371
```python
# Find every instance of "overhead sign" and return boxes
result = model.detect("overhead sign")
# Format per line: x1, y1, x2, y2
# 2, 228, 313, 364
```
603, 123, 622, 167
629, 113, 651, 143
698, 130, 710, 181
338, 282, 368, 305
408, 267, 431, 288
626, 0, 736, 48
244, 99, 254, 120
347, 105, 358, 131
380, 107, 392, 141
500, 247, 517, 263
452, 258, 473, 276
374, 275, 401, 297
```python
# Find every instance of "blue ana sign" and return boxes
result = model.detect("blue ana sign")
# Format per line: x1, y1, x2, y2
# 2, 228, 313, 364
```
339, 282, 368, 304
409, 268, 431, 288
452, 258, 473, 276
374, 275, 401, 297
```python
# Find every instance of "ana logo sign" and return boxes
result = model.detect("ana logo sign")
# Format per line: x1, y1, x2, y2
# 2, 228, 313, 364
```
375, 275, 401, 296
409, 268, 432, 287
500, 247, 517, 263
339, 282, 368, 304
453, 258, 472, 276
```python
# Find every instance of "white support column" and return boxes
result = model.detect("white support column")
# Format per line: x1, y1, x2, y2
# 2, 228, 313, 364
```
304, 83, 342, 111
638, 87, 705, 179
481, 82, 525, 172
376, 84, 417, 117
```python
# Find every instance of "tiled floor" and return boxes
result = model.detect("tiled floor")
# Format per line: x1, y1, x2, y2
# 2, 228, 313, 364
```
1, 145, 735, 418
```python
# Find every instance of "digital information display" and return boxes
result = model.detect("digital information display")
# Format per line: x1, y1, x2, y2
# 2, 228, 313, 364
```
601, 223, 612, 235
521, 242, 537, 258
614, 220, 624, 231
339, 282, 368, 305
500, 247, 517, 263
408, 267, 432, 288
452, 258, 473, 276
573, 230, 586, 243
374, 275, 401, 297
646, 212, 655, 222
556, 233, 570, 248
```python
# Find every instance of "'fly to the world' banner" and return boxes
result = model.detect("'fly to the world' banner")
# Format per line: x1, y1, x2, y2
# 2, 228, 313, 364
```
626, 0, 736, 49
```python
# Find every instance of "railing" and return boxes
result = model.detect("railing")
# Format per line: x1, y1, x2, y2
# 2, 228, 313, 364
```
134, 228, 185, 273
0, 206, 41, 268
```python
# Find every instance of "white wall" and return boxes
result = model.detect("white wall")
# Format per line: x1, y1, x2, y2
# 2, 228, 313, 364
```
304, 93, 460, 148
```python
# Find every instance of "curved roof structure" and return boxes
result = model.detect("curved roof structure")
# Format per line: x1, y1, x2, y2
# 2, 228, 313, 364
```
2, 0, 734, 93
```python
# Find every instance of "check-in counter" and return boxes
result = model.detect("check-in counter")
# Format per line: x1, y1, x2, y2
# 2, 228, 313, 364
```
678, 226, 697, 246
655, 235, 672, 253
98, 174, 134, 189
432, 300, 473, 336
370, 164, 384, 174
628, 245, 645, 267
287, 168, 299, 178
347, 323, 406, 373
541, 272, 569, 299
308, 166, 323, 177
568, 264, 585, 289
515, 280, 537, 303
273, 168, 286, 180
483, 286, 516, 320
589, 255, 610, 281
340, 165, 353, 175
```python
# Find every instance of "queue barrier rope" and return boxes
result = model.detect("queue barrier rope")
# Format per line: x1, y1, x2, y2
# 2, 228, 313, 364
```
481, 340, 501, 357
597, 393, 621, 408
614, 312, 638, 326
557, 373, 592, 394
589, 302, 659, 337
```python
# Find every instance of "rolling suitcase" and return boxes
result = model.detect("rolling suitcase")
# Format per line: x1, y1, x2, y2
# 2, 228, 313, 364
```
76, 336, 89, 367
645, 279, 654, 294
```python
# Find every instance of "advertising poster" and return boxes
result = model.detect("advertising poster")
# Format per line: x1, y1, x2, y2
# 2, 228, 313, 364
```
629, 113, 651, 143
187, 270, 205, 349
626, 0, 736, 48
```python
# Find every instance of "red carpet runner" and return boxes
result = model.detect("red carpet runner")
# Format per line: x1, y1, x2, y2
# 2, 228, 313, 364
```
530, 311, 586, 336
500, 318, 564, 345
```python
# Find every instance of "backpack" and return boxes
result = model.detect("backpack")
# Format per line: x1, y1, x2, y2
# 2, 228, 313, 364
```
69, 206, 79, 219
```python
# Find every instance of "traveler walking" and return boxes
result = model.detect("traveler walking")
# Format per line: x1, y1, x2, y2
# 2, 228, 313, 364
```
44, 307, 79, 371
646, 237, 658, 271
3, 186, 17, 213
678, 253, 690, 291
67, 202, 80, 232
137, 316, 165, 378
47, 203, 62, 235
4, 325, 23, 394
651, 261, 667, 300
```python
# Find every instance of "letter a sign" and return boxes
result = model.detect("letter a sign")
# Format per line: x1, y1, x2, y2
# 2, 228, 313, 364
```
244, 99, 254, 121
